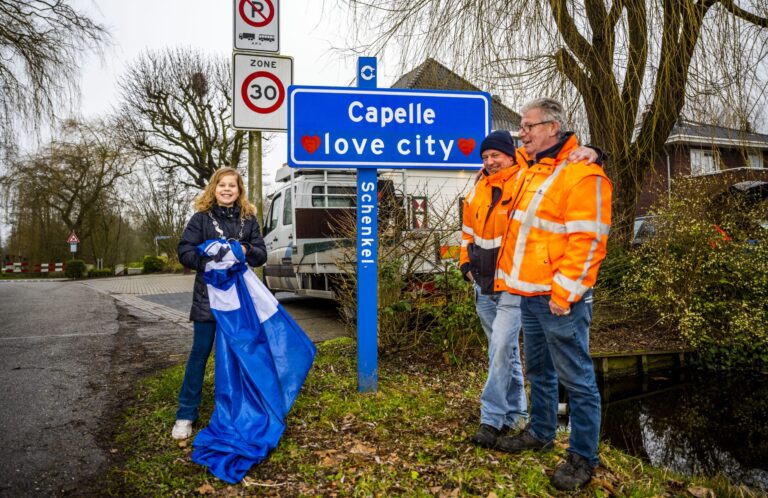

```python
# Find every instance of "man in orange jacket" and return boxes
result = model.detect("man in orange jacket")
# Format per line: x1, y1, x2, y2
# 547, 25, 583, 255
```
493, 98, 612, 491
461, 130, 601, 450
460, 130, 528, 448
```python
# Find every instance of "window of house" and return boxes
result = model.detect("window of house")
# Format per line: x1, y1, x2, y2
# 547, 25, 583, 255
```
748, 152, 764, 169
690, 149, 718, 175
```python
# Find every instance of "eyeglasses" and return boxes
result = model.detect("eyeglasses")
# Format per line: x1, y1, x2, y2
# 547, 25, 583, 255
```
518, 120, 553, 133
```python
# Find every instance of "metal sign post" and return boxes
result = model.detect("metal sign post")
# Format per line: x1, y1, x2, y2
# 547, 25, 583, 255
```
355, 57, 378, 392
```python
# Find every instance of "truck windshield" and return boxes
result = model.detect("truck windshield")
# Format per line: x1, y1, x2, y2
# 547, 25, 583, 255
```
311, 185, 356, 207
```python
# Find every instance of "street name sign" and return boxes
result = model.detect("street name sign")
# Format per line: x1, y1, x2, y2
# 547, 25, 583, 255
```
233, 0, 279, 52
287, 86, 490, 169
233, 52, 293, 131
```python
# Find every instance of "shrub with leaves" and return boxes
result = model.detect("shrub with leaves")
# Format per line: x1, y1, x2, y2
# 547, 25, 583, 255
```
64, 259, 86, 278
624, 181, 768, 369
142, 255, 164, 274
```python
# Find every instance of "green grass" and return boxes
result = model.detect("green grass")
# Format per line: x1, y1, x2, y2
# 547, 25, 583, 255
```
105, 337, 759, 497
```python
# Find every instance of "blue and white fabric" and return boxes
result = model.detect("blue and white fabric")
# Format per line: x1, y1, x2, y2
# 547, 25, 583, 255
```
191, 239, 316, 483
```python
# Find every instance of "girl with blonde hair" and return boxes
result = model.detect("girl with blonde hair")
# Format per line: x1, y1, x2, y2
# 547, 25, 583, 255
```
172, 166, 267, 440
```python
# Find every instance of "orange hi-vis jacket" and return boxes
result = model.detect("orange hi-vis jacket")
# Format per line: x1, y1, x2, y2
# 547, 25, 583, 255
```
495, 134, 612, 308
460, 164, 522, 295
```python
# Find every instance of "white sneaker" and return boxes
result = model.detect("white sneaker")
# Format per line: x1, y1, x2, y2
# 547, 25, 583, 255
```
171, 419, 193, 440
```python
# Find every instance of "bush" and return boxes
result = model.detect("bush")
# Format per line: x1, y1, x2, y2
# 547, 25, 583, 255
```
142, 255, 164, 274
88, 268, 113, 278
622, 182, 768, 369
333, 191, 484, 362
65, 259, 86, 279
163, 260, 184, 273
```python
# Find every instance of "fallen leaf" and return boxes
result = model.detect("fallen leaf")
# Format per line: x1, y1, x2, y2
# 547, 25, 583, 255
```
109, 448, 118, 454
178, 440, 188, 449
349, 442, 376, 455
487, 492, 498, 498
687, 486, 715, 498
198, 483, 215, 495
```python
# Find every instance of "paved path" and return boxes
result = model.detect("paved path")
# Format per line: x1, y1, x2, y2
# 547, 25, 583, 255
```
81, 273, 347, 342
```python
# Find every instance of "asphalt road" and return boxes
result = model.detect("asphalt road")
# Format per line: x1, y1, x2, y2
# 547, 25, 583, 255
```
0, 275, 347, 496
0, 280, 191, 497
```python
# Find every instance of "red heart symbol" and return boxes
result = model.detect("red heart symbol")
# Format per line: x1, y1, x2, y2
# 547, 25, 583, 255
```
301, 135, 321, 154
457, 138, 475, 156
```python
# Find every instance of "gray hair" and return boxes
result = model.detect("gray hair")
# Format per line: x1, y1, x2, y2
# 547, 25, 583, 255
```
522, 98, 565, 125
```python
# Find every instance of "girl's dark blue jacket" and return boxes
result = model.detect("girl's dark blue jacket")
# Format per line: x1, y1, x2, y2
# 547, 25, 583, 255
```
178, 204, 267, 322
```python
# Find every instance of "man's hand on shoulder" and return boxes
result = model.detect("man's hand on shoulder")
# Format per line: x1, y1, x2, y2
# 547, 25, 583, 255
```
567, 146, 598, 164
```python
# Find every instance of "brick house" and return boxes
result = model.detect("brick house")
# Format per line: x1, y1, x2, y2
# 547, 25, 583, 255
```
637, 119, 768, 215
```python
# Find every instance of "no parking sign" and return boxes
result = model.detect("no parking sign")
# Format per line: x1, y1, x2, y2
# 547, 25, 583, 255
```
233, 0, 279, 52
232, 53, 293, 131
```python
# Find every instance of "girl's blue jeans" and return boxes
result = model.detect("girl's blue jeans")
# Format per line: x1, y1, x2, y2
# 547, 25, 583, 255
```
176, 321, 216, 421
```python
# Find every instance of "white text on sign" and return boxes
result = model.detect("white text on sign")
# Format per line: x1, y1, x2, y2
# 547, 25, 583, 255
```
358, 180, 376, 264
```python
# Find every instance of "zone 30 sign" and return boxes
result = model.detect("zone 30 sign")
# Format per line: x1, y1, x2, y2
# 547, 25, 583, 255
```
232, 52, 293, 131
287, 86, 491, 169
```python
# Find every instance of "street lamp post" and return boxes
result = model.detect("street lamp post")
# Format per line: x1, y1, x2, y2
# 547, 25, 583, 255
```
154, 235, 171, 256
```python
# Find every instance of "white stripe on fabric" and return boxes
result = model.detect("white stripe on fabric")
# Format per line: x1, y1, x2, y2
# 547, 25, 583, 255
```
495, 269, 552, 293
243, 270, 279, 322
554, 273, 590, 300
510, 164, 567, 284
473, 235, 502, 250
466, 186, 477, 205
462, 224, 475, 236
206, 283, 240, 311
511, 210, 566, 233
565, 220, 611, 235
204, 260, 236, 272
461, 240, 470, 247
567, 176, 606, 301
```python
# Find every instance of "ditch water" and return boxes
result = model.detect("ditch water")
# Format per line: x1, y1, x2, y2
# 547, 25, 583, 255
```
597, 370, 768, 491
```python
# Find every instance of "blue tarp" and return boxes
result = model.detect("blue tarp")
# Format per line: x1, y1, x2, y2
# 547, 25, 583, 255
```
191, 240, 316, 483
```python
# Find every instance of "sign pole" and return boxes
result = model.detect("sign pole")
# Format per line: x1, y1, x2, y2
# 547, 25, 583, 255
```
248, 130, 264, 279
356, 57, 378, 392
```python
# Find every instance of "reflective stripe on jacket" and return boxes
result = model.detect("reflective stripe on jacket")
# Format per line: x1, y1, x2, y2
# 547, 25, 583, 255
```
495, 134, 612, 308
460, 165, 522, 295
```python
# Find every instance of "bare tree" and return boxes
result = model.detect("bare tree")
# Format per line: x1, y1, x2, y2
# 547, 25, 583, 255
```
128, 164, 195, 260
0, 0, 108, 152
339, 0, 768, 244
116, 48, 247, 188
1, 119, 135, 262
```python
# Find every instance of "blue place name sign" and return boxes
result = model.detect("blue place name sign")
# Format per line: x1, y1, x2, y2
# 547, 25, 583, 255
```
287, 86, 490, 169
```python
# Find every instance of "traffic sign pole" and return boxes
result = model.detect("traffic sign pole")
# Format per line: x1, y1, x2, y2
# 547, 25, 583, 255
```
356, 57, 378, 393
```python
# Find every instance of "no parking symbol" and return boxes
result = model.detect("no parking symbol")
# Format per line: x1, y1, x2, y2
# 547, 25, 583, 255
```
232, 53, 293, 131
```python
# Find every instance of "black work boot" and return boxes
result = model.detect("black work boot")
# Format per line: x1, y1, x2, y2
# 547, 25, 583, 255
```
551, 452, 594, 490
470, 424, 502, 448
495, 426, 554, 453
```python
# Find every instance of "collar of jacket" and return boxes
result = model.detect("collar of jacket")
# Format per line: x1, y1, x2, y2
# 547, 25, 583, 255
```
482, 164, 519, 184
212, 204, 241, 219
518, 132, 579, 173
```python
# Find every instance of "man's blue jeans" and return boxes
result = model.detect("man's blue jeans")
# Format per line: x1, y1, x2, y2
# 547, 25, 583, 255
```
474, 285, 527, 429
521, 291, 600, 466
176, 321, 216, 421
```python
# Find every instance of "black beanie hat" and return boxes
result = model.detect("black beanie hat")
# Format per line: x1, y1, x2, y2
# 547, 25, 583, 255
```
479, 130, 516, 158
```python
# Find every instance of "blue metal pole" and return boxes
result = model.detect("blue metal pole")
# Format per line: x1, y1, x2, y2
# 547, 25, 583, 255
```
356, 56, 378, 392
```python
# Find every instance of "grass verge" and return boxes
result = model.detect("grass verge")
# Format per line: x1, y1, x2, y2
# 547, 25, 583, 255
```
106, 337, 758, 497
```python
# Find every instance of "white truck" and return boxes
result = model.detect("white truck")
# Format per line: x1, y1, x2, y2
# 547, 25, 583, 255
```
262, 166, 477, 298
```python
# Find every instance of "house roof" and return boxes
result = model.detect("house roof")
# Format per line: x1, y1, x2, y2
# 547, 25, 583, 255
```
390, 58, 521, 132
666, 119, 768, 149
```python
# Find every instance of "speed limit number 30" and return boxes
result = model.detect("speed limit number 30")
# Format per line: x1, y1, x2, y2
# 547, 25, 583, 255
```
233, 53, 293, 131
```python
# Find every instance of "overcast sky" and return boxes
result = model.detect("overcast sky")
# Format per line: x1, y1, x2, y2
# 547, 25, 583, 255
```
69, 0, 403, 188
